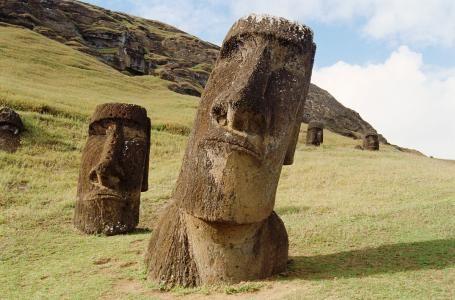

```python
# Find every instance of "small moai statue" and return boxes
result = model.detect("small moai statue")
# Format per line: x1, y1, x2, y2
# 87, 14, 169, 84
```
306, 121, 324, 146
0, 107, 24, 153
145, 15, 316, 287
74, 103, 151, 235
363, 132, 379, 151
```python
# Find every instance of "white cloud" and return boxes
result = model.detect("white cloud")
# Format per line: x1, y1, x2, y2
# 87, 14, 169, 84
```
312, 46, 455, 159
361, 0, 455, 47
132, 0, 233, 44
125, 0, 455, 47
85, 0, 455, 48
232, 0, 455, 47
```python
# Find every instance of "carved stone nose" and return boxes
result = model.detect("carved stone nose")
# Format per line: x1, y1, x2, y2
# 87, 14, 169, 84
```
89, 124, 124, 189
212, 103, 266, 137
89, 163, 122, 189
212, 104, 228, 127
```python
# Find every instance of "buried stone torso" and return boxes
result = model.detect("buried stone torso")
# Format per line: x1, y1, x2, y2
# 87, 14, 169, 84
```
146, 15, 316, 287
146, 203, 289, 286
183, 211, 288, 284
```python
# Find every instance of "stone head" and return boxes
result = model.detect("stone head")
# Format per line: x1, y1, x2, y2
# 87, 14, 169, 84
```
177, 15, 316, 224
306, 120, 324, 146
74, 103, 151, 234
0, 107, 24, 152
363, 132, 379, 151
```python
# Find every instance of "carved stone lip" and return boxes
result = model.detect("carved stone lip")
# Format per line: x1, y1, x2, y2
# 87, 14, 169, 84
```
84, 192, 125, 202
202, 136, 263, 160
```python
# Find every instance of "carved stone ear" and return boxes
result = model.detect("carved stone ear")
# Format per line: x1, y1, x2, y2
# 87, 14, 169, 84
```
141, 117, 151, 192
283, 122, 301, 165
284, 94, 307, 165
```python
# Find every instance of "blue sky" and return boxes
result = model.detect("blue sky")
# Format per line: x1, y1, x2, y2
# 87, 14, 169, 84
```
85, 0, 455, 159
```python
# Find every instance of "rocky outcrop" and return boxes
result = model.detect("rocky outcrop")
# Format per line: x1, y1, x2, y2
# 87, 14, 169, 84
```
0, 0, 219, 96
304, 84, 388, 143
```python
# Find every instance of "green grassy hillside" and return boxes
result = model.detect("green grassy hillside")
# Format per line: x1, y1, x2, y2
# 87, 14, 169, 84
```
0, 25, 454, 299
0, 24, 198, 126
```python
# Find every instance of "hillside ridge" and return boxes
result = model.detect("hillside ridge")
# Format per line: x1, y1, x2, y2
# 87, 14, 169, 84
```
1, 0, 389, 144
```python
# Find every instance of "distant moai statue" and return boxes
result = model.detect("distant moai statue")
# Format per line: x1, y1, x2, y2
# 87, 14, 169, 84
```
363, 132, 379, 151
0, 107, 24, 152
74, 103, 151, 235
145, 15, 316, 287
306, 120, 324, 146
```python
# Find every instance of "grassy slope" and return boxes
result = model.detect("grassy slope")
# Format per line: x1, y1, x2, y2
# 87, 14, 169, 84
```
0, 25, 454, 299
0, 24, 198, 126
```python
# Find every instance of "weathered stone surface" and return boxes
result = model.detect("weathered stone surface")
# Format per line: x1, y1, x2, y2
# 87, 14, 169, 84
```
74, 103, 151, 235
0, 107, 23, 152
146, 15, 316, 286
0, 0, 219, 96
363, 132, 380, 151
306, 120, 324, 146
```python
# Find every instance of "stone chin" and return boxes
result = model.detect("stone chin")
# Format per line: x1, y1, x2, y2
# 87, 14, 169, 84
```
75, 193, 140, 235
186, 141, 278, 224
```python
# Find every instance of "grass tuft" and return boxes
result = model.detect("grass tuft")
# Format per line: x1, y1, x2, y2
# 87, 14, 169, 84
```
224, 282, 265, 295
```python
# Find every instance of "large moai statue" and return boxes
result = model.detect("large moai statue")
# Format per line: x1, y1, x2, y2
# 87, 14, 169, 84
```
74, 103, 151, 235
0, 107, 24, 153
363, 132, 379, 151
145, 15, 316, 287
306, 120, 324, 146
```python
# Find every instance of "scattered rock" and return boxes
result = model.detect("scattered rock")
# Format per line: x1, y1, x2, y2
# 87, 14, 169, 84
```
93, 257, 111, 265
119, 261, 137, 268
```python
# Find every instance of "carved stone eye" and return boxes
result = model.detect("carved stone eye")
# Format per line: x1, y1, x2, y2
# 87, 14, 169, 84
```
220, 37, 243, 59
211, 105, 228, 126
89, 123, 107, 136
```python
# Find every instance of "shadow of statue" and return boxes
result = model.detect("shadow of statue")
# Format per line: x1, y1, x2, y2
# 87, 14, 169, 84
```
125, 228, 151, 236
286, 239, 455, 280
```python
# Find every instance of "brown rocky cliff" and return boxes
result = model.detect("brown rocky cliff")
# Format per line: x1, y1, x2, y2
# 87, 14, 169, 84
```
305, 84, 387, 143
